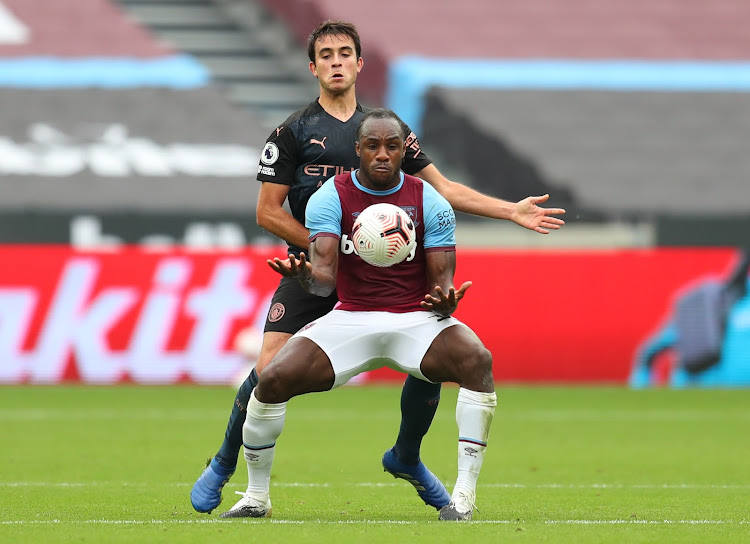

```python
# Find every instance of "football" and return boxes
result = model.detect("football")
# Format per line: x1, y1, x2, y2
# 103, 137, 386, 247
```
351, 203, 417, 267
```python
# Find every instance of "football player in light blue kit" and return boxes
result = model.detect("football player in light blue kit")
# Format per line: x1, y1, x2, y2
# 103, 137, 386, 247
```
219, 108, 496, 521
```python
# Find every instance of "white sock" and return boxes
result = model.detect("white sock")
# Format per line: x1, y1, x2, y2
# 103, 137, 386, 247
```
454, 388, 497, 498
242, 389, 287, 500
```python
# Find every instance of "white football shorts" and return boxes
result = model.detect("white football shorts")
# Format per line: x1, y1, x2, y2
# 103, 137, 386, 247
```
293, 310, 463, 388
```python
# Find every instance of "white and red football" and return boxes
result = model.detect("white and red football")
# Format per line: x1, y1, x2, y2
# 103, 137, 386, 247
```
351, 203, 416, 268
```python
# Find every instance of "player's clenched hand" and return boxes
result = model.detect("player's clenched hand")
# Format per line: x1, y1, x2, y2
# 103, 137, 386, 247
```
421, 281, 472, 317
267, 253, 313, 282
511, 194, 566, 234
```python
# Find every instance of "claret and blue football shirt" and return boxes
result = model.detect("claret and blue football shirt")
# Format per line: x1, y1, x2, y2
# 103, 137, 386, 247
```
306, 170, 456, 312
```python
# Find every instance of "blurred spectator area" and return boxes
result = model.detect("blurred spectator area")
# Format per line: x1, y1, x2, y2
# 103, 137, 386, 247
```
0, 0, 276, 248
256, 0, 750, 246
258, 0, 750, 104
0, 0, 171, 57
0, 88, 267, 211
422, 88, 750, 221
2, 0, 750, 247
112, 0, 318, 128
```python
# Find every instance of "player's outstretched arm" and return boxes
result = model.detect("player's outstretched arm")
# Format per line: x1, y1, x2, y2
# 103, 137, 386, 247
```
422, 250, 471, 317
415, 164, 566, 234
267, 237, 338, 296
511, 193, 566, 234
421, 283, 472, 316
257, 181, 311, 249
267, 252, 312, 280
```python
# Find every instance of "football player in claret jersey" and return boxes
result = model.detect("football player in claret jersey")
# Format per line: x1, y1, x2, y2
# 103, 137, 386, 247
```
191, 20, 565, 515
219, 108, 496, 521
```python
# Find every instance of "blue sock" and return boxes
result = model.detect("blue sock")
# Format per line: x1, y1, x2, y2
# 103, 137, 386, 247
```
393, 375, 441, 465
214, 368, 259, 469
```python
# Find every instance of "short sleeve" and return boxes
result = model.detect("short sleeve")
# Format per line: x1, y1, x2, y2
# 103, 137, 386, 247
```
422, 182, 456, 249
257, 121, 298, 184
305, 177, 342, 239
400, 123, 432, 175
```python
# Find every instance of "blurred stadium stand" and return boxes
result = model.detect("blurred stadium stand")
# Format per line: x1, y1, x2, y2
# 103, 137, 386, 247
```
422, 89, 750, 220
115, 0, 317, 129
2, 0, 750, 247
0, 0, 288, 248
242, 0, 750, 246
0, 0, 170, 57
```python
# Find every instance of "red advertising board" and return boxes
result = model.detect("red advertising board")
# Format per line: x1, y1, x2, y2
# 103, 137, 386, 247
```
0, 246, 282, 384
454, 248, 737, 382
0, 246, 739, 384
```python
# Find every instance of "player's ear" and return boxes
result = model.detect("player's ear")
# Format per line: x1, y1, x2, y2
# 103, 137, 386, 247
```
309, 61, 318, 78
357, 56, 363, 73
355, 141, 361, 157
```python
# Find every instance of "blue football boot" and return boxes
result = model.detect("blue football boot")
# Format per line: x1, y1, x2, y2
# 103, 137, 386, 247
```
382, 448, 450, 509
190, 458, 235, 513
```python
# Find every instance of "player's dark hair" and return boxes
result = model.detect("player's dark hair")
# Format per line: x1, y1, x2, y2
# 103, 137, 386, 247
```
307, 20, 362, 63
356, 108, 407, 141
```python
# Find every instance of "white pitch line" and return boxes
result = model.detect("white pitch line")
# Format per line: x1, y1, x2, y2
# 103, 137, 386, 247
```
2, 409, 749, 422
1, 519, 747, 526
2, 481, 749, 490
0, 519, 504, 525
483, 483, 750, 490
546, 520, 750, 525
502, 410, 750, 422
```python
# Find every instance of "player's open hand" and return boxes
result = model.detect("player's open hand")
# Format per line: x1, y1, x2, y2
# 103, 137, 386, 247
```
512, 194, 566, 234
267, 253, 313, 282
421, 281, 472, 317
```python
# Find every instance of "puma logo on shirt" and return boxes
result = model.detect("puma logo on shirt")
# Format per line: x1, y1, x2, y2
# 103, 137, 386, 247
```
310, 136, 327, 149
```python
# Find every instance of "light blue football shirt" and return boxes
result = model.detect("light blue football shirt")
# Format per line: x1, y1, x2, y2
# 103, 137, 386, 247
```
306, 170, 456, 249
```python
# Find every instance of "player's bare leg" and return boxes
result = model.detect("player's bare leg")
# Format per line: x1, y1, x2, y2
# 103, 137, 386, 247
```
191, 331, 291, 513
254, 332, 292, 374
220, 337, 335, 518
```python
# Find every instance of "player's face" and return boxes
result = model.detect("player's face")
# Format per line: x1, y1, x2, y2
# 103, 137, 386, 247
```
309, 34, 363, 95
355, 118, 406, 190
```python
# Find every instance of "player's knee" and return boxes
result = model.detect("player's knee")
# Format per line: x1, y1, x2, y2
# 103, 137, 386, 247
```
255, 364, 292, 404
476, 345, 493, 374
464, 343, 494, 384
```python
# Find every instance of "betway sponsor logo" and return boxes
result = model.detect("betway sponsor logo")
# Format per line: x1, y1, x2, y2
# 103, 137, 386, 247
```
0, 123, 259, 177
0, 254, 269, 384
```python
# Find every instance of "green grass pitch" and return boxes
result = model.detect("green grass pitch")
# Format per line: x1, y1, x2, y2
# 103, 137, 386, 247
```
1, 384, 749, 543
